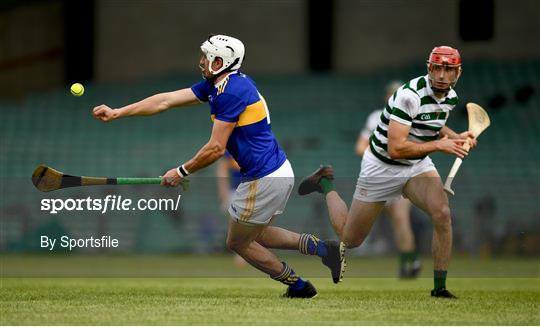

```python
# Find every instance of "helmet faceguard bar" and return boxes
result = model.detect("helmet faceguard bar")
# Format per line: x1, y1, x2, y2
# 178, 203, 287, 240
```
426, 60, 461, 68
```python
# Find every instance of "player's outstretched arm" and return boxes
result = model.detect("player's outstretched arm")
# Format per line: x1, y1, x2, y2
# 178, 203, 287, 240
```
92, 88, 200, 122
387, 120, 469, 159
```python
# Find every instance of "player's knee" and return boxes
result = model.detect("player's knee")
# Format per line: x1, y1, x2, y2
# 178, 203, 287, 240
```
431, 205, 452, 229
226, 237, 241, 252
225, 237, 245, 253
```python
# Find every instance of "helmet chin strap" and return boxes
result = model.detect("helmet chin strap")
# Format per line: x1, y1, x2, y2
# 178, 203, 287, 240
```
203, 57, 241, 82
202, 64, 233, 83
428, 77, 451, 94
200, 61, 222, 82
208, 60, 226, 75
207, 55, 231, 76
203, 72, 218, 83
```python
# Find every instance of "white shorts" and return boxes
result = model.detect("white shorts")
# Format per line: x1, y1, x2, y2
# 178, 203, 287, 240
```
353, 149, 437, 202
228, 160, 294, 225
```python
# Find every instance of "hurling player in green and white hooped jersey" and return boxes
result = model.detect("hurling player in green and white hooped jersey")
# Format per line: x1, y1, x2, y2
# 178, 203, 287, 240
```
355, 81, 422, 280
92, 34, 344, 298
299, 46, 477, 298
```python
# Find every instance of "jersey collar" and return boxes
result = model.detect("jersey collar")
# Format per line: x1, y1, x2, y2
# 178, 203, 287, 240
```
214, 71, 238, 88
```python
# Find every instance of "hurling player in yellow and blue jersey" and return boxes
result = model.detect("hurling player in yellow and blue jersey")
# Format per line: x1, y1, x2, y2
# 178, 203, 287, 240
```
93, 34, 345, 298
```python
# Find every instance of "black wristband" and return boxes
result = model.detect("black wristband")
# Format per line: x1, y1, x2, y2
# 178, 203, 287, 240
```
177, 164, 189, 177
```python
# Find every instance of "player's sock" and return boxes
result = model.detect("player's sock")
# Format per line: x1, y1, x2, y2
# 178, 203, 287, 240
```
299, 233, 327, 257
410, 251, 419, 263
434, 270, 447, 290
319, 177, 335, 194
400, 251, 417, 266
399, 252, 407, 269
271, 262, 306, 291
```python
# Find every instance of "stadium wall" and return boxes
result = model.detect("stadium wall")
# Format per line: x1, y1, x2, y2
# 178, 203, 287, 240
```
334, 0, 540, 73
0, 0, 64, 97
94, 0, 307, 82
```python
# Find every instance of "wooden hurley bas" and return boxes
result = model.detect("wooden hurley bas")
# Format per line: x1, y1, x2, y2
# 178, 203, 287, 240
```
443, 102, 491, 196
31, 164, 188, 192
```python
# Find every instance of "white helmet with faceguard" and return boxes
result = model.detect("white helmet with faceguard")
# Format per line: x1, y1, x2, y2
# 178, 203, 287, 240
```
201, 35, 245, 75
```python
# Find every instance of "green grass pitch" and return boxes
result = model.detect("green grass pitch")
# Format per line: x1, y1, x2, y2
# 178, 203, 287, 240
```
1, 255, 539, 325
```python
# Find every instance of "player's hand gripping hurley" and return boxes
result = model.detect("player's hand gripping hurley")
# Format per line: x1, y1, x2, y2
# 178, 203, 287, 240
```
31, 164, 189, 192
443, 103, 490, 195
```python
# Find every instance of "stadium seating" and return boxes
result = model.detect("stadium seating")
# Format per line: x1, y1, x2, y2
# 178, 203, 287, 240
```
1, 61, 538, 254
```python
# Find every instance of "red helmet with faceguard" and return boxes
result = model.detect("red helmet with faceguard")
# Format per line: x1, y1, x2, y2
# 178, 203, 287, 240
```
427, 46, 462, 92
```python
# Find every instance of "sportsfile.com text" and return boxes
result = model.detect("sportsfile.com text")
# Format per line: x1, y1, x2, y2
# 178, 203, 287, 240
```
40, 194, 182, 214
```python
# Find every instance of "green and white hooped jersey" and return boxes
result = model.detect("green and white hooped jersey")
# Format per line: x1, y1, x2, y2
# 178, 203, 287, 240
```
369, 75, 458, 166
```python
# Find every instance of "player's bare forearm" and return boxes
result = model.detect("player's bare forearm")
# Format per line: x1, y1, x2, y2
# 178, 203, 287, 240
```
184, 119, 236, 174
388, 120, 467, 159
161, 120, 235, 188
184, 142, 226, 174
94, 88, 200, 122
161, 141, 227, 188
442, 126, 478, 149
439, 126, 459, 139
388, 139, 440, 159
117, 89, 199, 118
114, 93, 171, 118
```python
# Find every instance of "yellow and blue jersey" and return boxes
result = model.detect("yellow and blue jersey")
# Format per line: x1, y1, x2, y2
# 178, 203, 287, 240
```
191, 72, 287, 179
